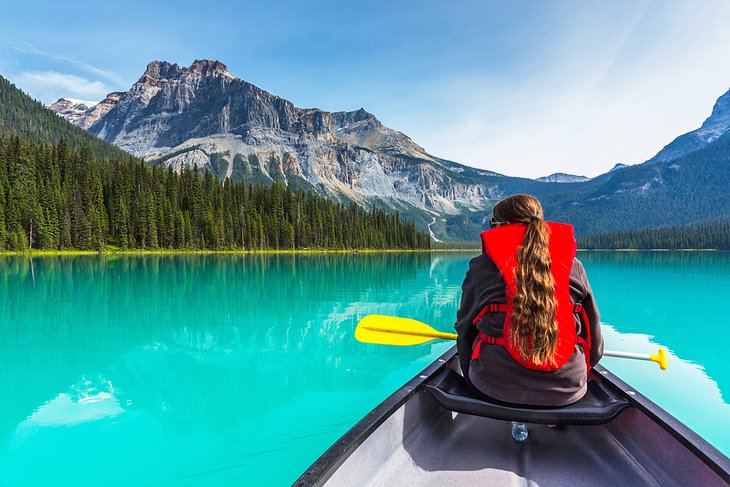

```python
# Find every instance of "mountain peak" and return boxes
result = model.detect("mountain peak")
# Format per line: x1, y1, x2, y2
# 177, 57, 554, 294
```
49, 92, 123, 130
353, 107, 375, 119
697, 87, 730, 140
48, 98, 99, 126
140, 60, 233, 85
140, 60, 183, 84
50, 97, 98, 109
331, 107, 379, 127
648, 86, 730, 164
190, 59, 230, 76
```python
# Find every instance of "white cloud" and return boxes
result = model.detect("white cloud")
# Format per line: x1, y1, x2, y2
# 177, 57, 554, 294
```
11, 43, 126, 86
11, 71, 109, 104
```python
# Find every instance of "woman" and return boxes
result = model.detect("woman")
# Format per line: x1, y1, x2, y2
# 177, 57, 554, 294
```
455, 194, 603, 407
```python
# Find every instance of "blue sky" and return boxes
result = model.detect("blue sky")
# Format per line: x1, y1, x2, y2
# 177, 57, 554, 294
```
2, 0, 730, 177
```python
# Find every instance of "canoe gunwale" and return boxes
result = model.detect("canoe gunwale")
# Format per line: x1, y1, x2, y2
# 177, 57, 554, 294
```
294, 346, 730, 486
593, 365, 730, 483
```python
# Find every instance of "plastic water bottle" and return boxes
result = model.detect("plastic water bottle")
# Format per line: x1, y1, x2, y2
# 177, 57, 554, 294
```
511, 421, 528, 442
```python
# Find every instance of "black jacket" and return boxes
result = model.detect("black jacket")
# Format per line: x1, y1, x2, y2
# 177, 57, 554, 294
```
455, 253, 603, 406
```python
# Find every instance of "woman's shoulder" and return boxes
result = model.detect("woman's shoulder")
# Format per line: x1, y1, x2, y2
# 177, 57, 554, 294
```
467, 252, 500, 279
469, 252, 495, 268
571, 256, 586, 274
570, 257, 591, 295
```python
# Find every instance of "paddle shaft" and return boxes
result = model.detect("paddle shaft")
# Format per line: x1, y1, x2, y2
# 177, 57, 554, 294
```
369, 327, 457, 341
369, 332, 658, 362
355, 315, 668, 369
604, 350, 651, 361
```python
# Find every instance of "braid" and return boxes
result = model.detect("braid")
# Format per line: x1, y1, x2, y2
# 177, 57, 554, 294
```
493, 195, 559, 366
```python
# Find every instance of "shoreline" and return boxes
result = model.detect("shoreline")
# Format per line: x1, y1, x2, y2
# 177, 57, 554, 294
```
0, 248, 440, 256
0, 248, 726, 256
577, 248, 727, 252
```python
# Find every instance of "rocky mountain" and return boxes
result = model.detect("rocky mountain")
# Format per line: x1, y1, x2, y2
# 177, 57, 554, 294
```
49, 59, 514, 240
50, 93, 124, 130
47, 60, 730, 240
648, 88, 730, 164
536, 172, 589, 183
47, 98, 97, 125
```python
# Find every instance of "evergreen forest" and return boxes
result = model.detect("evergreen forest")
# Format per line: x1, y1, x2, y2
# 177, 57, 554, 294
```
0, 137, 430, 251
578, 221, 730, 249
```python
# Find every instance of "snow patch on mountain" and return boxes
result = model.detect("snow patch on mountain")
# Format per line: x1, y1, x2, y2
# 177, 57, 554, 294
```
536, 172, 590, 183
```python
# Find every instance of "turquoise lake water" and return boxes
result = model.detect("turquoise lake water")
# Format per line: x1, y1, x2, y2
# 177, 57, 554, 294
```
0, 251, 728, 485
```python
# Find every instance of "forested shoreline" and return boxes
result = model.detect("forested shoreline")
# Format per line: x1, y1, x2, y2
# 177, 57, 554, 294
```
4, 74, 729, 252
578, 221, 730, 250
0, 137, 431, 251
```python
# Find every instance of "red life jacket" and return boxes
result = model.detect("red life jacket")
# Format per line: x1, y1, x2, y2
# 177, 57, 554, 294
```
471, 222, 592, 372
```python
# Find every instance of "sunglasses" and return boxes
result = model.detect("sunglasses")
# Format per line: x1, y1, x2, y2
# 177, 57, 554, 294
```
490, 216, 506, 229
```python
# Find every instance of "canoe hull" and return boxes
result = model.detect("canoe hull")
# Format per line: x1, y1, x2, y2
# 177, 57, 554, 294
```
295, 347, 730, 486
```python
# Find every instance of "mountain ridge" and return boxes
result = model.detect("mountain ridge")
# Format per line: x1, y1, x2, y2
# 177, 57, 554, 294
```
49, 59, 507, 240
46, 59, 730, 239
647, 87, 730, 164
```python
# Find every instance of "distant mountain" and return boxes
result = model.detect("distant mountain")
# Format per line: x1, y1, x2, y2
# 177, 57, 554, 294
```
47, 98, 98, 125
529, 89, 730, 236
49, 94, 123, 130
542, 129, 730, 235
536, 172, 589, 183
648, 88, 730, 164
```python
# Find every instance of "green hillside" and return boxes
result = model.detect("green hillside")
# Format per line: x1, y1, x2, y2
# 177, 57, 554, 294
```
0, 75, 131, 160
538, 134, 730, 237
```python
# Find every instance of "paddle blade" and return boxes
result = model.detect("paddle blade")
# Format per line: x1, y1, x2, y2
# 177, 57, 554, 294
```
355, 314, 456, 346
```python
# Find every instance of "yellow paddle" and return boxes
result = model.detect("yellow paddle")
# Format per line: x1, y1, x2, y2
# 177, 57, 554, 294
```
355, 314, 458, 346
355, 314, 668, 370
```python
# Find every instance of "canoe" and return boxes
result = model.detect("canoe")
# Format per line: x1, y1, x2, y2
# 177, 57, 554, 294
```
295, 347, 730, 486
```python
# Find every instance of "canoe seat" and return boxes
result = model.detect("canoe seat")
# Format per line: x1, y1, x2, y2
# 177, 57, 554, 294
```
424, 368, 630, 425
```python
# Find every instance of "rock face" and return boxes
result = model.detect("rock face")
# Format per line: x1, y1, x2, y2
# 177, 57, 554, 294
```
50, 59, 511, 240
